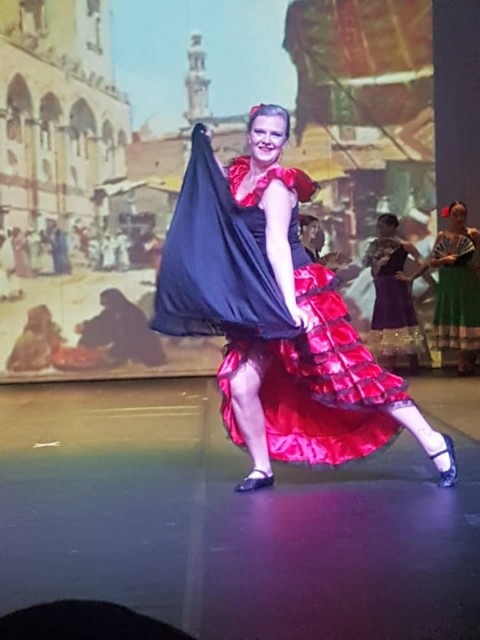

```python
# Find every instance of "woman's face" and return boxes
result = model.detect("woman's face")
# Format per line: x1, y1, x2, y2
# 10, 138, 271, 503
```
248, 115, 288, 167
449, 204, 467, 226
28, 306, 51, 329
376, 220, 395, 238
304, 220, 319, 242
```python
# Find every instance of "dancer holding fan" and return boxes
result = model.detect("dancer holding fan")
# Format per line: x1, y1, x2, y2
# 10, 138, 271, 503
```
431, 201, 480, 375
363, 213, 429, 374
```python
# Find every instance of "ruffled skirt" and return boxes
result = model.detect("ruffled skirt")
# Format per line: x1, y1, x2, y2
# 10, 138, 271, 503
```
433, 265, 480, 351
217, 264, 412, 466
368, 275, 425, 355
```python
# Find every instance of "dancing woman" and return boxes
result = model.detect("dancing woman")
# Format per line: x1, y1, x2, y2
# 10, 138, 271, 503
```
363, 213, 429, 374
152, 104, 457, 492
430, 201, 480, 375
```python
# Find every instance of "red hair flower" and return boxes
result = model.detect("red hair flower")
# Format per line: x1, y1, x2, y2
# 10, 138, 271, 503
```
249, 104, 264, 117
441, 205, 450, 218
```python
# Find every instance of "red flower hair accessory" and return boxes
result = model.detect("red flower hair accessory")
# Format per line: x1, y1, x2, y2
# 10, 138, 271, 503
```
249, 104, 264, 117
441, 205, 450, 218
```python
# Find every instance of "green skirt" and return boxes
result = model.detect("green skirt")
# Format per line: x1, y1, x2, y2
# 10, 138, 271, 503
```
433, 264, 480, 350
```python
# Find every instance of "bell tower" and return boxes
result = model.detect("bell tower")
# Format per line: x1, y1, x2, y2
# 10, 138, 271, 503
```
185, 33, 212, 122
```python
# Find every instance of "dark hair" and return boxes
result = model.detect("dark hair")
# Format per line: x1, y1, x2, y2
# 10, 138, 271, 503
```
447, 200, 467, 215
247, 104, 290, 140
0, 600, 197, 639
299, 214, 319, 231
377, 213, 399, 228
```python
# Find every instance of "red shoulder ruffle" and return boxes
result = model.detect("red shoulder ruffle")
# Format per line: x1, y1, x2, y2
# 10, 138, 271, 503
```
228, 156, 316, 207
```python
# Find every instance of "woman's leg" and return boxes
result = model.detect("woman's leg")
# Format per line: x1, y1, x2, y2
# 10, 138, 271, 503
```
470, 350, 478, 369
385, 355, 396, 371
229, 348, 273, 479
407, 353, 420, 375
386, 404, 453, 473
458, 350, 476, 375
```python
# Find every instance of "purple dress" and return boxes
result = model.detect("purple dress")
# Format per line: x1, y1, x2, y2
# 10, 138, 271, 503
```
364, 240, 424, 356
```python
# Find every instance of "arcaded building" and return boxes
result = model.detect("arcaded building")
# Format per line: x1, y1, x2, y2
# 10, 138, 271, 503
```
0, 0, 130, 232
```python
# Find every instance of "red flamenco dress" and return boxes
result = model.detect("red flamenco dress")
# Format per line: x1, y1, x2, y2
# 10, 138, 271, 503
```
151, 124, 412, 467
217, 156, 412, 466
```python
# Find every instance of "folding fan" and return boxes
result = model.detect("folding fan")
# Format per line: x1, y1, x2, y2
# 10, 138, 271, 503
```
432, 234, 476, 259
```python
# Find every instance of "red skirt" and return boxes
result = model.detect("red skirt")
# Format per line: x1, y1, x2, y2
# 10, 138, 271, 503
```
217, 264, 412, 466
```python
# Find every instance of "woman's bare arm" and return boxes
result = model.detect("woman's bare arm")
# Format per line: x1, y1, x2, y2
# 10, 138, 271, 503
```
262, 179, 297, 313
395, 242, 430, 281
429, 233, 458, 268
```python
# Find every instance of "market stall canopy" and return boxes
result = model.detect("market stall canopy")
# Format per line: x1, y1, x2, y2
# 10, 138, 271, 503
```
292, 158, 346, 182
93, 179, 146, 198
283, 0, 432, 137
145, 176, 184, 194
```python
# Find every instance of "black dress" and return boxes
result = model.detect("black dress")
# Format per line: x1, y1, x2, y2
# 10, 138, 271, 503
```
151, 124, 302, 340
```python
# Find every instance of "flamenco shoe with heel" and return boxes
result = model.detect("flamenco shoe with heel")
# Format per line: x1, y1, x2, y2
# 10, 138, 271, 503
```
430, 434, 458, 488
234, 469, 275, 493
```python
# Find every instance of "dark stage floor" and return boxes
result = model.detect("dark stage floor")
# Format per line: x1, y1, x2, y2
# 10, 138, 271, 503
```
0, 376, 479, 640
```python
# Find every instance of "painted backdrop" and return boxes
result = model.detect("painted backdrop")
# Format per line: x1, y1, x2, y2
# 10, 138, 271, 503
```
0, 0, 435, 382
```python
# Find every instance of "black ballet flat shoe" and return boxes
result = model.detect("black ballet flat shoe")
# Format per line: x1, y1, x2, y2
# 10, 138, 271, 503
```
430, 434, 458, 488
234, 469, 275, 493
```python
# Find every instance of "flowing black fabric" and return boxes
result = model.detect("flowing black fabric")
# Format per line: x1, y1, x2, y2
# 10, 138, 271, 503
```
151, 124, 302, 340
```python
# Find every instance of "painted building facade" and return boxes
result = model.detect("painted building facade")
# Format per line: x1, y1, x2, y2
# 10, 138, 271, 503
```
0, 0, 130, 232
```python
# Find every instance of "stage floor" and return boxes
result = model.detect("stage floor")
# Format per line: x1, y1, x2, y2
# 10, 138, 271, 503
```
0, 374, 479, 640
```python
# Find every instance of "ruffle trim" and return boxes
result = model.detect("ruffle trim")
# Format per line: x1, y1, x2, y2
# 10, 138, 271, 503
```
221, 426, 408, 471
296, 278, 341, 302
433, 325, 480, 350
218, 385, 409, 470
217, 262, 410, 466
224, 330, 409, 411
309, 374, 411, 410
218, 338, 412, 417
228, 155, 316, 207
367, 326, 426, 356
217, 342, 411, 466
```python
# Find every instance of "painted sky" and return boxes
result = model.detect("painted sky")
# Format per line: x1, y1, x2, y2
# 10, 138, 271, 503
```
111, 0, 297, 133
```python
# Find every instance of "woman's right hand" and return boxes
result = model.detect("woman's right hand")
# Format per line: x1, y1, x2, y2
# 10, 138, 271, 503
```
74, 323, 85, 334
441, 254, 458, 265
289, 306, 314, 333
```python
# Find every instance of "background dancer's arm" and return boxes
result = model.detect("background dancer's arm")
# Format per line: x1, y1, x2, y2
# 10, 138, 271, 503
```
371, 255, 390, 276
395, 243, 432, 282
429, 232, 458, 267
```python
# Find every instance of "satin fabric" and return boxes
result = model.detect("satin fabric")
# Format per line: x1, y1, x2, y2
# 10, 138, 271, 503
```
227, 155, 316, 207
218, 263, 410, 466
153, 123, 412, 466
150, 124, 303, 340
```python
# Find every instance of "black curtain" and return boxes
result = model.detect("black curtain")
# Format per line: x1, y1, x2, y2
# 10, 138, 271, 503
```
433, 0, 480, 226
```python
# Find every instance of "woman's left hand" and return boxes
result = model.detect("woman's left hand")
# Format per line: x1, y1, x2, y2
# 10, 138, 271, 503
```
375, 255, 391, 267
394, 271, 412, 282
290, 306, 314, 333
